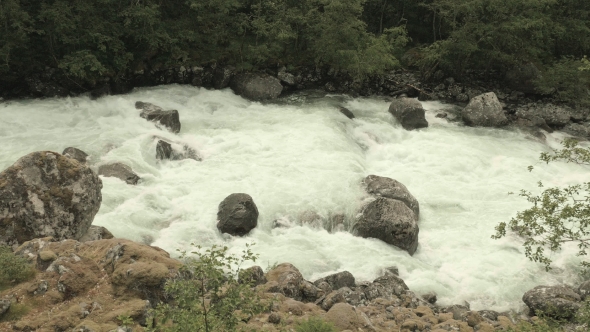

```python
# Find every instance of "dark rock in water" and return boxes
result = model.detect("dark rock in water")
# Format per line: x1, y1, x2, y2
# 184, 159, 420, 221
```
362, 275, 409, 301
354, 197, 419, 255
26, 74, 69, 98
0, 151, 102, 246
213, 66, 235, 89
379, 266, 399, 277
462, 92, 508, 127
478, 310, 499, 321
136, 101, 181, 133
90, 84, 111, 99
339, 107, 355, 119
62, 147, 89, 164
517, 103, 572, 128
514, 109, 553, 133
0, 299, 10, 318
230, 73, 283, 101
79, 225, 114, 242
216, 193, 259, 236
313, 271, 355, 291
435, 112, 448, 119
238, 266, 267, 286
522, 285, 582, 320
156, 140, 201, 161
421, 292, 437, 304
388, 98, 428, 130
505, 62, 541, 94
363, 175, 420, 218
563, 122, 590, 139
98, 162, 140, 185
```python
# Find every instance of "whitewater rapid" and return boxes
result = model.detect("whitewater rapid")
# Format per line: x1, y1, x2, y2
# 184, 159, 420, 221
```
1, 85, 589, 312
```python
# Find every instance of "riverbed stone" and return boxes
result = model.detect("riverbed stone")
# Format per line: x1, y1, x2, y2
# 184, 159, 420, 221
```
462, 92, 508, 127
354, 197, 419, 255
62, 147, 89, 164
265, 263, 304, 300
0, 151, 102, 246
522, 285, 582, 320
313, 271, 355, 292
339, 107, 355, 119
230, 73, 283, 101
216, 193, 259, 236
563, 122, 590, 139
388, 97, 428, 130
156, 140, 201, 161
135, 101, 181, 133
98, 162, 140, 185
363, 175, 419, 218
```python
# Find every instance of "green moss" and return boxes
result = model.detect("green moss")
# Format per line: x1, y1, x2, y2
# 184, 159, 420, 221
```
0, 245, 36, 291
295, 317, 337, 332
0, 303, 31, 322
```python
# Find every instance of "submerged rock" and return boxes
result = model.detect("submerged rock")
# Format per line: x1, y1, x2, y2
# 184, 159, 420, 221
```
216, 193, 259, 236
363, 175, 420, 218
462, 92, 508, 127
388, 97, 428, 130
354, 197, 419, 255
155, 140, 201, 161
230, 73, 283, 101
135, 101, 181, 133
339, 107, 355, 119
62, 147, 89, 164
0, 151, 102, 246
98, 162, 140, 185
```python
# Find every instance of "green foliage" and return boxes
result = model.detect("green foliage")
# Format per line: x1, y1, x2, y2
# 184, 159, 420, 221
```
295, 317, 337, 332
493, 139, 590, 272
147, 244, 264, 332
0, 245, 35, 291
117, 314, 134, 327
0, 303, 31, 322
534, 58, 590, 107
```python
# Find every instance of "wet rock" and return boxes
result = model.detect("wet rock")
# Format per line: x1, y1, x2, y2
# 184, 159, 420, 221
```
442, 304, 470, 321
90, 84, 111, 99
136, 101, 181, 133
388, 97, 428, 130
98, 162, 140, 185
514, 109, 553, 132
212, 66, 235, 89
435, 112, 448, 118
354, 197, 419, 255
563, 122, 590, 139
518, 103, 572, 128
422, 292, 437, 304
363, 175, 420, 218
462, 92, 508, 127
339, 107, 355, 119
379, 266, 399, 277
361, 275, 410, 301
0, 151, 102, 246
62, 147, 89, 164
79, 225, 114, 242
230, 73, 283, 101
313, 271, 355, 291
265, 263, 304, 300
239, 266, 267, 286
522, 285, 582, 320
156, 140, 201, 161
478, 309, 499, 321
300, 280, 324, 302
216, 193, 259, 236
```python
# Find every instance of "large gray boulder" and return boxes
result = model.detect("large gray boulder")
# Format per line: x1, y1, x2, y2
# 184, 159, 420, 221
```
462, 92, 508, 127
522, 285, 582, 320
517, 104, 572, 128
230, 73, 283, 101
216, 193, 259, 236
135, 101, 181, 133
388, 98, 428, 130
98, 162, 140, 185
363, 175, 419, 218
0, 151, 102, 246
563, 123, 590, 139
361, 275, 410, 301
354, 197, 419, 255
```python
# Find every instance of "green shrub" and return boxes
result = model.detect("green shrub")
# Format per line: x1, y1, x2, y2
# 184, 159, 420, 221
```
295, 317, 337, 332
0, 303, 31, 322
147, 243, 264, 332
0, 245, 35, 291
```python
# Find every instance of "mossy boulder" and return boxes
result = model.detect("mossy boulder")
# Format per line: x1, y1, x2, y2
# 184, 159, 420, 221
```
0, 151, 102, 246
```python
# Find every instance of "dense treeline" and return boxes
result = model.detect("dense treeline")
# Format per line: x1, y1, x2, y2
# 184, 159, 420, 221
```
1, 0, 589, 101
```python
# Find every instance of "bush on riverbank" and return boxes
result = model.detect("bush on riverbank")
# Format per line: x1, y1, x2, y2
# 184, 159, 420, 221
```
0, 245, 35, 291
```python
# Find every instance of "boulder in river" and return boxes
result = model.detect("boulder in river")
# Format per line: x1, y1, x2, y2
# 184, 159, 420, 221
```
354, 197, 419, 255
62, 147, 89, 164
522, 285, 582, 320
461, 92, 508, 127
517, 103, 572, 128
339, 107, 355, 119
388, 98, 428, 130
363, 175, 420, 218
155, 140, 201, 161
216, 193, 259, 236
230, 73, 283, 101
135, 101, 181, 134
98, 162, 140, 185
0, 151, 102, 246
213, 65, 235, 89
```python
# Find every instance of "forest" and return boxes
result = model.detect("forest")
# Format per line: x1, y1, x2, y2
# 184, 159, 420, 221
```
1, 0, 589, 102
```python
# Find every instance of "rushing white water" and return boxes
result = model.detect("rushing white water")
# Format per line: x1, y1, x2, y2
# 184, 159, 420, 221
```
1, 85, 589, 312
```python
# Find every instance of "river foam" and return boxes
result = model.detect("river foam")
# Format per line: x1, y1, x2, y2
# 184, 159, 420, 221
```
2, 85, 589, 311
